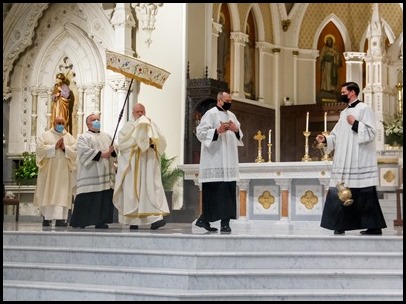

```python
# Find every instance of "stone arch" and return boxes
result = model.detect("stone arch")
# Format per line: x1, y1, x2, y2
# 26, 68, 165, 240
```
242, 4, 265, 42
6, 3, 115, 152
224, 3, 240, 32
29, 24, 106, 138
313, 14, 351, 51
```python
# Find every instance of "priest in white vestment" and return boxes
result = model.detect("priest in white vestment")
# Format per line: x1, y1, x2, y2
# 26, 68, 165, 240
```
113, 103, 169, 230
33, 116, 77, 227
316, 82, 386, 235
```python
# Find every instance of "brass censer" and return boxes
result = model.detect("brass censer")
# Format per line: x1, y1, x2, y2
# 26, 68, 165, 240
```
336, 182, 353, 206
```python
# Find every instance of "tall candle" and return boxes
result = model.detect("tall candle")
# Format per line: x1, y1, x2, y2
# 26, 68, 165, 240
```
268, 129, 272, 144
324, 112, 327, 132
305, 112, 309, 132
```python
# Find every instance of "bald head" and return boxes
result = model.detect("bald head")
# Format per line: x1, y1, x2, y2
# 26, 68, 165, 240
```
86, 114, 100, 127
132, 103, 146, 119
54, 116, 66, 133
217, 91, 232, 108
54, 116, 66, 126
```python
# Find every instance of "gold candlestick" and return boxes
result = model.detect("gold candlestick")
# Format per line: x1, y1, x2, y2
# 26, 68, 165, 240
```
302, 131, 312, 161
254, 131, 265, 163
267, 143, 272, 162
320, 131, 331, 161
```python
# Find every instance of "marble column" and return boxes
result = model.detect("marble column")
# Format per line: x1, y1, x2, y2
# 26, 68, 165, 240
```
230, 32, 248, 98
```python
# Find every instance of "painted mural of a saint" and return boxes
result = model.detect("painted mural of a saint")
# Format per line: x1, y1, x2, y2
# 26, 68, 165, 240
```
320, 35, 342, 92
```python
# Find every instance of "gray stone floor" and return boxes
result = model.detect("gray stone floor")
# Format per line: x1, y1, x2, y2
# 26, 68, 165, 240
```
3, 215, 403, 237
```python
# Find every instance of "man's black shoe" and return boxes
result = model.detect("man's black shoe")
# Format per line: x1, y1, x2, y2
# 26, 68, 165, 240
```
55, 220, 68, 227
360, 229, 382, 235
42, 219, 51, 227
95, 224, 109, 229
220, 225, 231, 233
129, 225, 139, 230
195, 219, 218, 232
334, 230, 345, 235
151, 219, 166, 230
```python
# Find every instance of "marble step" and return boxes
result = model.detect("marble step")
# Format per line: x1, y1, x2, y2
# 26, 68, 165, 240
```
3, 262, 403, 290
3, 231, 403, 252
381, 192, 398, 200
3, 246, 403, 270
381, 199, 400, 223
3, 280, 403, 301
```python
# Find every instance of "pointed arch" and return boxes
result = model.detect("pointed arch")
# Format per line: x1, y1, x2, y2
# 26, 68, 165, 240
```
242, 4, 265, 42
313, 14, 351, 51
314, 15, 348, 97
216, 4, 232, 84
242, 4, 266, 100
224, 3, 240, 32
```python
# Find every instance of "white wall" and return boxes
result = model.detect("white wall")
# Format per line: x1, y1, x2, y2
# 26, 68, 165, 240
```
135, 3, 187, 164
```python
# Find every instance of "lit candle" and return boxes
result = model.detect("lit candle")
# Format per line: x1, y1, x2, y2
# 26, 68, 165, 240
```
324, 112, 327, 132
268, 129, 272, 144
306, 112, 309, 132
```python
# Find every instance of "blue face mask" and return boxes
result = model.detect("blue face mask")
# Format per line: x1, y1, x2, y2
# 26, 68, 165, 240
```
55, 125, 64, 133
92, 120, 101, 130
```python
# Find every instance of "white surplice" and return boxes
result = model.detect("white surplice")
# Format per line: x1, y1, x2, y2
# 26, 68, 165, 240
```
75, 131, 116, 195
196, 106, 244, 183
325, 101, 379, 188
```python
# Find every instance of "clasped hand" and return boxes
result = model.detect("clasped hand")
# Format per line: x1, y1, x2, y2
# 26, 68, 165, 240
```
55, 138, 65, 150
217, 120, 238, 134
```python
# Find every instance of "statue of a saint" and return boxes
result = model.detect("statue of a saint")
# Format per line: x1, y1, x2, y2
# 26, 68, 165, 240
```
50, 73, 74, 134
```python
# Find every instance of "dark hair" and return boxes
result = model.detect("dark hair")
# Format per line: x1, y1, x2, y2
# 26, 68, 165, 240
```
341, 81, 360, 95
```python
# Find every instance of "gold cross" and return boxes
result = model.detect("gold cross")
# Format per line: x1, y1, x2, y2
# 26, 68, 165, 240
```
254, 131, 265, 163
254, 131, 265, 144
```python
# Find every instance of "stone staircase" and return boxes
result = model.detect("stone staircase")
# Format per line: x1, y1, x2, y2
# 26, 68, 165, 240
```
3, 228, 403, 301
3, 194, 403, 301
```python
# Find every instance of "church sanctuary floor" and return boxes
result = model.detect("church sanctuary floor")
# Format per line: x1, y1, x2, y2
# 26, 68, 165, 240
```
4, 215, 403, 301
3, 215, 403, 237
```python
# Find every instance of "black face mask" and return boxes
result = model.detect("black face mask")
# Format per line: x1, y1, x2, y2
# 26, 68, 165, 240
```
340, 94, 350, 103
222, 102, 232, 110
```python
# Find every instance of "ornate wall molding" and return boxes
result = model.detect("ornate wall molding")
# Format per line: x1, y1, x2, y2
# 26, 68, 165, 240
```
3, 4, 49, 88
132, 3, 163, 47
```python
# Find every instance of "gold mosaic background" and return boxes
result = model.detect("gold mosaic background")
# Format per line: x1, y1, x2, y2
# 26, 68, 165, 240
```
211, 3, 402, 50
299, 3, 403, 50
